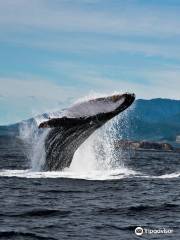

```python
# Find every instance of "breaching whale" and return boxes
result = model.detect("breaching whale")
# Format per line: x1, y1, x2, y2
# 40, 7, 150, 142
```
39, 93, 135, 171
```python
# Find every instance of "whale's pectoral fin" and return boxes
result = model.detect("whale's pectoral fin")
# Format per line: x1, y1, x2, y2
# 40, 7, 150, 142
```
38, 116, 90, 129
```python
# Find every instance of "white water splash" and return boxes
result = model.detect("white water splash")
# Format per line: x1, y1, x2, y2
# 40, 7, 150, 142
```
0, 169, 138, 180
0, 169, 179, 180
19, 120, 49, 170
17, 92, 134, 178
156, 172, 180, 179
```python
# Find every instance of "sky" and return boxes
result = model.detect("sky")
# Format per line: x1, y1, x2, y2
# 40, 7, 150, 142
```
0, 0, 180, 124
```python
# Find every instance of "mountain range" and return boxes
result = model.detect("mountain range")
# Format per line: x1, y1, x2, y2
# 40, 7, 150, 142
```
121, 98, 180, 141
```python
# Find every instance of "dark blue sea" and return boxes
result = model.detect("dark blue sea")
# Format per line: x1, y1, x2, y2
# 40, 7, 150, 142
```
0, 136, 180, 240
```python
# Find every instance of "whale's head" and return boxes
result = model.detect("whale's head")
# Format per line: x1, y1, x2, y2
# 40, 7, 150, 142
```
63, 92, 135, 119
65, 92, 135, 120
39, 93, 135, 128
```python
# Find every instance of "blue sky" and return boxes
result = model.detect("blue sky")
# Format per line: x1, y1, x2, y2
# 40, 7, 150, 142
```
0, 0, 180, 124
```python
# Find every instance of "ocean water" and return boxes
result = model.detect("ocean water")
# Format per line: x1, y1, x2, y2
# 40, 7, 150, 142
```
0, 136, 180, 240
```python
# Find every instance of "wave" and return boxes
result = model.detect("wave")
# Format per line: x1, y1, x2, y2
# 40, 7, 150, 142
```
156, 172, 180, 178
139, 172, 180, 179
0, 168, 138, 180
0, 168, 179, 180
3, 209, 71, 218
94, 203, 179, 215
0, 231, 56, 240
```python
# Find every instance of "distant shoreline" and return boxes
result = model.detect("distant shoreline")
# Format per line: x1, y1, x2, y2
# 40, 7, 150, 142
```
114, 140, 180, 153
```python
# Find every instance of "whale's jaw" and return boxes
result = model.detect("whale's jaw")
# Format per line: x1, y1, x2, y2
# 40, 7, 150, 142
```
39, 93, 135, 171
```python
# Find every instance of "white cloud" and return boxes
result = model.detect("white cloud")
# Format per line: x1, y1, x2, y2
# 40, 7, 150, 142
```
0, 0, 180, 37
26, 37, 180, 59
0, 1, 179, 60
0, 0, 179, 124
0, 76, 86, 124
82, 73, 180, 100
0, 77, 74, 100
49, 61, 180, 100
0, 66, 179, 125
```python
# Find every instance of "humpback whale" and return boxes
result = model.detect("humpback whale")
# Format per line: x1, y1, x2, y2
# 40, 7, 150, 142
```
39, 93, 135, 171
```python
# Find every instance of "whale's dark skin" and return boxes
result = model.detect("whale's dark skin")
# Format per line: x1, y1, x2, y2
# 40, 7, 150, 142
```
39, 93, 135, 171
